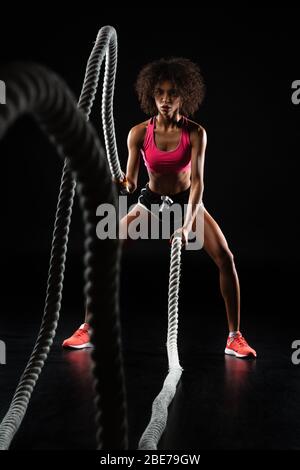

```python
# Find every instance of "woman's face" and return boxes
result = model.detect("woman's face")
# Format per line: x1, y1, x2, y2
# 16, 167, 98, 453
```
153, 80, 182, 116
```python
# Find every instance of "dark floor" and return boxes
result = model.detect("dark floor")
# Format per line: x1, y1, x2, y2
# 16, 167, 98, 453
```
1, 247, 300, 450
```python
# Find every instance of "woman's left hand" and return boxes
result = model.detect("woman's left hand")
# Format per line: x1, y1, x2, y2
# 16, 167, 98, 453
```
170, 226, 189, 246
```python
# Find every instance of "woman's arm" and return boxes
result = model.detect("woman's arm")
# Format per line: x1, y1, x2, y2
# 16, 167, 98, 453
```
112, 124, 143, 193
124, 125, 143, 193
182, 125, 207, 232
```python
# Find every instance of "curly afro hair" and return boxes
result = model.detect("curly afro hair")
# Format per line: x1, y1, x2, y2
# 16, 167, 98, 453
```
135, 57, 205, 117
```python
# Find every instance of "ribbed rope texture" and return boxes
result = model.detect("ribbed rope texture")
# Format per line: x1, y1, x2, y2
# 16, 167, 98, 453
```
78, 25, 121, 179
138, 236, 183, 449
0, 57, 127, 450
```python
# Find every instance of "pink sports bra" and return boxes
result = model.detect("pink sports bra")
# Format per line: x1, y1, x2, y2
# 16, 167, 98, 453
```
141, 116, 192, 174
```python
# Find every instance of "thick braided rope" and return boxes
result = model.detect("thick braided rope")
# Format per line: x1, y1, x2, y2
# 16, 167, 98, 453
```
0, 62, 127, 450
138, 236, 184, 449
78, 25, 122, 179
0, 25, 127, 450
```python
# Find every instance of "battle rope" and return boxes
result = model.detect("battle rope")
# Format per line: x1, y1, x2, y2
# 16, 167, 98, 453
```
0, 25, 185, 451
138, 235, 184, 450
0, 53, 127, 451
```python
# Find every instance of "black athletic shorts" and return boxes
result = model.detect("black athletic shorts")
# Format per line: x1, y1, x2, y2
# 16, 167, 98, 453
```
137, 183, 191, 226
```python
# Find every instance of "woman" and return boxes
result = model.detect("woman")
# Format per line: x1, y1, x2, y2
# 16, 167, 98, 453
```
63, 57, 256, 358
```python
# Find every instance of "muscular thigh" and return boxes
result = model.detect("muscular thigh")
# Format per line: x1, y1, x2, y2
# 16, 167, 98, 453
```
119, 203, 152, 239
192, 207, 230, 261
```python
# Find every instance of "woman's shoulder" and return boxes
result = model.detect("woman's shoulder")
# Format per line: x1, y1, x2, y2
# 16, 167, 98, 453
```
184, 117, 206, 134
130, 118, 151, 133
184, 117, 207, 146
128, 119, 152, 146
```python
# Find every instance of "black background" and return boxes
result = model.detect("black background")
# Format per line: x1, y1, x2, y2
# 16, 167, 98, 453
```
1, 8, 300, 453
0, 8, 299, 322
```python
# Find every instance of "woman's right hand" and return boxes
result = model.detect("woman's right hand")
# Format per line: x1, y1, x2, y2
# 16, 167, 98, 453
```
112, 172, 130, 194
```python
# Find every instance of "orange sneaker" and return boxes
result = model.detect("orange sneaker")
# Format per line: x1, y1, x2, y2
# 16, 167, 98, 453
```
225, 331, 257, 358
62, 323, 92, 349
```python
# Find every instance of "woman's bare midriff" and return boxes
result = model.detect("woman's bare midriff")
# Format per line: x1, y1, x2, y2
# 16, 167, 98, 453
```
148, 169, 191, 195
